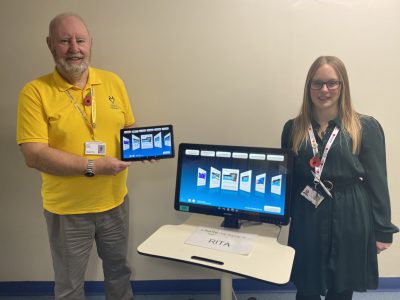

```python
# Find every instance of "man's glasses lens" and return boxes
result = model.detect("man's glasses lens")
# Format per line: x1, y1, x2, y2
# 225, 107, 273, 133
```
310, 80, 341, 90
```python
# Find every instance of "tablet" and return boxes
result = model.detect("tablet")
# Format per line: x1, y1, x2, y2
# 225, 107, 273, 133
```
120, 125, 175, 161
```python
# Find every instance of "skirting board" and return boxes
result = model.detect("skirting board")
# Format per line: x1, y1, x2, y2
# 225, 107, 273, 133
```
0, 278, 399, 296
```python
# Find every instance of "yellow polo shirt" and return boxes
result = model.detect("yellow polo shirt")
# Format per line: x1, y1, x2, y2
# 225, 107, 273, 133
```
16, 67, 135, 214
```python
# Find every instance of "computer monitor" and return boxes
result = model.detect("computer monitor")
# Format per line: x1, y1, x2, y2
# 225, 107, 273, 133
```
174, 143, 294, 228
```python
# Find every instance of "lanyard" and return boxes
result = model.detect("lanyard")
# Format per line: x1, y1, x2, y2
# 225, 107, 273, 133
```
308, 124, 339, 180
65, 86, 96, 140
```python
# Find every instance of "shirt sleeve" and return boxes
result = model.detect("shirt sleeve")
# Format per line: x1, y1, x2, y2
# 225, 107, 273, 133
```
281, 119, 294, 149
116, 76, 135, 127
16, 83, 49, 145
359, 116, 399, 243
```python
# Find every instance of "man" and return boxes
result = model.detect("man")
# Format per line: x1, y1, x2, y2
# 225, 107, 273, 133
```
16, 13, 134, 300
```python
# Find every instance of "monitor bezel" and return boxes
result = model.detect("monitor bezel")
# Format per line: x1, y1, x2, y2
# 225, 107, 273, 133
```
174, 143, 293, 227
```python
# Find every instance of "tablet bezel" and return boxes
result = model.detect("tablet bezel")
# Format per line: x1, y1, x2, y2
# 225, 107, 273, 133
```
120, 125, 175, 161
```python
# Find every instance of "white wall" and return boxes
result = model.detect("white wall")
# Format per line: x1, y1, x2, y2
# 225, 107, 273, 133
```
0, 0, 399, 281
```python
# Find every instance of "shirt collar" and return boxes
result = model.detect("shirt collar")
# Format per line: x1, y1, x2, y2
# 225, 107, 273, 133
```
52, 67, 102, 91
311, 115, 342, 129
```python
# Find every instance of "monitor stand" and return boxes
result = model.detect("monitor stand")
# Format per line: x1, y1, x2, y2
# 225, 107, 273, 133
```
137, 214, 295, 300
220, 215, 240, 229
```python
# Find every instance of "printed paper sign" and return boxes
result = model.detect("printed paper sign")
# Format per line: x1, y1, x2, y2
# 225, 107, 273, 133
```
185, 226, 258, 255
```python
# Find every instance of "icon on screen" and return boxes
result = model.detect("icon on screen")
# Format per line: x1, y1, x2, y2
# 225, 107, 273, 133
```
122, 137, 130, 151
255, 173, 266, 193
141, 134, 153, 149
197, 168, 207, 186
164, 133, 171, 147
271, 174, 282, 195
154, 132, 162, 148
209, 167, 221, 189
240, 170, 252, 193
132, 135, 140, 151
221, 168, 239, 191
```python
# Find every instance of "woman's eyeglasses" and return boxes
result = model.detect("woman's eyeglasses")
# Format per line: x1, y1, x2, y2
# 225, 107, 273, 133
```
310, 80, 342, 90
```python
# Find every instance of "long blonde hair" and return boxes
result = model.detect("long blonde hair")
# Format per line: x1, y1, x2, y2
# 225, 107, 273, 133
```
291, 56, 361, 154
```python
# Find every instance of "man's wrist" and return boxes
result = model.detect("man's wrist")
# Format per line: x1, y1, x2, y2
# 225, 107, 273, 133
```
84, 159, 95, 177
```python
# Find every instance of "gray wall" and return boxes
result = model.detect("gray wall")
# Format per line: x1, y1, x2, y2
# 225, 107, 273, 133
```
0, 0, 399, 281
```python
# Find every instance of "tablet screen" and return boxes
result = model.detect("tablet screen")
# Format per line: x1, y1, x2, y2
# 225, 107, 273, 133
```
120, 125, 175, 161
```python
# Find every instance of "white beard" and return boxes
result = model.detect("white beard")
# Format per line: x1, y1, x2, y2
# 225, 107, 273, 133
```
56, 56, 89, 78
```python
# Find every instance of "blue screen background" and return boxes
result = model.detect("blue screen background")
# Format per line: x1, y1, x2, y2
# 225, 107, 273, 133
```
121, 127, 173, 159
178, 153, 288, 216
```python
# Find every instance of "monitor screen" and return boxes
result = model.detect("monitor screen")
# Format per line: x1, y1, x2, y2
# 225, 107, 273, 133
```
174, 143, 293, 228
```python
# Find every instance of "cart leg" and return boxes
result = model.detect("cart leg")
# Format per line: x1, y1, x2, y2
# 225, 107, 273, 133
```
220, 272, 233, 300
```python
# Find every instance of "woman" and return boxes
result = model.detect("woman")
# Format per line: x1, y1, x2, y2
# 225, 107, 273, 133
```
281, 56, 398, 300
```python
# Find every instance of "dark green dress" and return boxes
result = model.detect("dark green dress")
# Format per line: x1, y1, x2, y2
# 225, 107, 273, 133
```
281, 115, 398, 296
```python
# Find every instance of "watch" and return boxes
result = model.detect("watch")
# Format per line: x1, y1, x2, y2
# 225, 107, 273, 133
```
84, 159, 95, 177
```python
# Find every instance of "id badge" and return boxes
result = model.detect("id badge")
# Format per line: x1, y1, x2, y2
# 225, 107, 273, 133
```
301, 185, 325, 208
85, 141, 106, 155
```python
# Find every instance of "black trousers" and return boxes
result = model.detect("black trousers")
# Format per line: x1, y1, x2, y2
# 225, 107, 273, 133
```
296, 290, 353, 300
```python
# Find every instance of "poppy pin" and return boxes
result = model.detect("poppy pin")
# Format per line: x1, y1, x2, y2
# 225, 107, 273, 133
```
83, 93, 92, 106
309, 156, 321, 168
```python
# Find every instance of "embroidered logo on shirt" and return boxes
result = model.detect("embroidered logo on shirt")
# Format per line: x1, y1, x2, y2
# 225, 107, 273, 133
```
108, 96, 119, 109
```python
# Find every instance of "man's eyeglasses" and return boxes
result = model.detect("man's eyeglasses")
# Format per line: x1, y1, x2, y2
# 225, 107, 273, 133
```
310, 80, 342, 90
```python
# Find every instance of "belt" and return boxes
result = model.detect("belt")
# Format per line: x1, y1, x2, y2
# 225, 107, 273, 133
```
321, 177, 364, 192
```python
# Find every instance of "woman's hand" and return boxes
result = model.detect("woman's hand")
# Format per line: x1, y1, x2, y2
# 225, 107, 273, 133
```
376, 241, 392, 254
